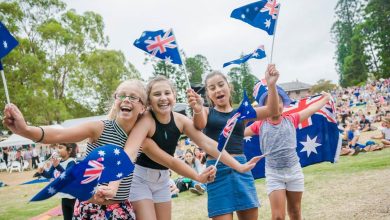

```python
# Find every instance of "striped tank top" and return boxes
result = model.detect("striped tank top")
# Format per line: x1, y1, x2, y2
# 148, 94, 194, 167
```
86, 120, 132, 201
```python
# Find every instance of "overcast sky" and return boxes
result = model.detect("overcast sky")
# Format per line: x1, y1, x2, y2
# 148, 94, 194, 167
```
65, 0, 339, 85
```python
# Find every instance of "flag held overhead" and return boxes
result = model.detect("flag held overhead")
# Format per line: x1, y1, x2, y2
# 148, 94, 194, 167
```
231, 0, 280, 35
0, 21, 18, 61
223, 45, 266, 68
133, 29, 182, 65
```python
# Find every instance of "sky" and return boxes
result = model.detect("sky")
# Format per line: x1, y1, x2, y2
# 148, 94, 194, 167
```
65, 0, 339, 85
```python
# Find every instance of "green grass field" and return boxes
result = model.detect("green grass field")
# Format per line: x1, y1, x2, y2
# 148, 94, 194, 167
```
0, 149, 389, 220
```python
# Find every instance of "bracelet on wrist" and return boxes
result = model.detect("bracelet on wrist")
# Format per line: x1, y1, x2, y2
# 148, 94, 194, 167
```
193, 107, 203, 115
35, 126, 45, 143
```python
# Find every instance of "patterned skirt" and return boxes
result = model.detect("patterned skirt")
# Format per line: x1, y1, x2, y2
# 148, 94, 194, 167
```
73, 199, 136, 220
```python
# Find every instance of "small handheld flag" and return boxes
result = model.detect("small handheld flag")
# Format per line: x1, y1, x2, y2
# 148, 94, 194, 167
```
223, 45, 266, 68
230, 0, 280, 35
30, 145, 134, 202
215, 91, 257, 165
0, 21, 19, 104
134, 29, 182, 65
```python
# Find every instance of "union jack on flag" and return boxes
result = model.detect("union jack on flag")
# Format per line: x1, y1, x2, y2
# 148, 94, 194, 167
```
134, 29, 182, 65
283, 95, 337, 129
81, 159, 104, 184
231, 0, 280, 35
31, 145, 134, 202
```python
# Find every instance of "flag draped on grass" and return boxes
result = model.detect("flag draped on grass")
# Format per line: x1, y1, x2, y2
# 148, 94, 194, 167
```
31, 145, 134, 202
223, 45, 266, 68
231, 0, 280, 35
133, 29, 182, 65
244, 96, 341, 179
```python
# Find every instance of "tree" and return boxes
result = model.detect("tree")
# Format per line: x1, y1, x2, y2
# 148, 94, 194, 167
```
227, 61, 257, 104
310, 79, 337, 94
0, 0, 139, 125
185, 54, 211, 84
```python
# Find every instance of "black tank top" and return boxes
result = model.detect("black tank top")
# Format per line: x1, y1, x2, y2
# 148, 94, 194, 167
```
204, 108, 244, 154
136, 111, 181, 170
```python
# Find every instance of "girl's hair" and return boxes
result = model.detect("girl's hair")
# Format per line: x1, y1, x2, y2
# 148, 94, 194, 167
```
204, 71, 233, 107
184, 149, 195, 166
146, 75, 176, 106
59, 143, 77, 158
107, 79, 147, 120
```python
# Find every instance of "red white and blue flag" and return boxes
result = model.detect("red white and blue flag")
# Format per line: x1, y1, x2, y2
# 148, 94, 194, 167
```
133, 29, 182, 65
231, 0, 280, 35
244, 95, 341, 179
223, 45, 266, 68
31, 145, 134, 202
217, 91, 257, 151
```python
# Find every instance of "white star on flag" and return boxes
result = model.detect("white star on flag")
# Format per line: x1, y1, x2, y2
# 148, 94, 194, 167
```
244, 101, 249, 106
300, 135, 322, 157
164, 56, 172, 64
241, 14, 246, 19
98, 150, 105, 157
264, 19, 271, 28
47, 186, 56, 194
114, 148, 120, 155
117, 173, 123, 178
252, 52, 259, 57
59, 172, 66, 179
117, 161, 121, 165
244, 136, 252, 142
3, 40, 7, 49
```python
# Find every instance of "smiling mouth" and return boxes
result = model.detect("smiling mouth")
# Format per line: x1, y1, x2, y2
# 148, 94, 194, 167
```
120, 106, 132, 113
216, 95, 225, 100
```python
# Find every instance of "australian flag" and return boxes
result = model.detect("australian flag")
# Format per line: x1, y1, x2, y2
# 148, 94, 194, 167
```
217, 91, 257, 151
231, 0, 280, 35
223, 45, 266, 68
0, 21, 19, 70
244, 95, 341, 179
133, 29, 182, 65
31, 145, 135, 202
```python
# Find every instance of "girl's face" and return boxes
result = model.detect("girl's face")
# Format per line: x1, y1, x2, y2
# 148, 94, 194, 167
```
184, 152, 194, 164
194, 148, 200, 156
115, 83, 145, 121
206, 75, 231, 107
149, 81, 176, 115
57, 145, 69, 159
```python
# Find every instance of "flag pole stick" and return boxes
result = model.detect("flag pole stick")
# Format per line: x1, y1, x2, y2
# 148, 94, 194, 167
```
170, 29, 191, 90
269, 4, 281, 64
214, 119, 238, 166
0, 65, 11, 104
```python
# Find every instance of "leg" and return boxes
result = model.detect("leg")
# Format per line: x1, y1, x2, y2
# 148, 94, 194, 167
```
212, 213, 233, 220
132, 199, 157, 220
237, 207, 258, 220
62, 198, 76, 220
269, 189, 287, 220
286, 191, 303, 220
154, 201, 172, 220
381, 139, 390, 148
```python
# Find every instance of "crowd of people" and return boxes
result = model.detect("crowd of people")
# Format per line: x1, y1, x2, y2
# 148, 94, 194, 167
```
333, 78, 390, 155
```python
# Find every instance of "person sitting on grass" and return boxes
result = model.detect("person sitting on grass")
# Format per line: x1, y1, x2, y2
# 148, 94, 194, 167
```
341, 121, 363, 156
183, 149, 206, 195
371, 117, 390, 148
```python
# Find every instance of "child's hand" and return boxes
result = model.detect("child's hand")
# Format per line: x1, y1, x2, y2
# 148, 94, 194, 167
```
197, 165, 216, 183
51, 158, 60, 168
236, 155, 265, 173
187, 88, 203, 113
265, 64, 279, 86
94, 185, 116, 202
2, 104, 28, 135
321, 91, 332, 102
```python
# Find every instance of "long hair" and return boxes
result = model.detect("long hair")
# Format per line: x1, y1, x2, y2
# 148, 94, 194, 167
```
59, 143, 77, 158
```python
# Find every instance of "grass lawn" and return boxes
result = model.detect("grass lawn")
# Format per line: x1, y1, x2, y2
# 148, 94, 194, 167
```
0, 149, 389, 220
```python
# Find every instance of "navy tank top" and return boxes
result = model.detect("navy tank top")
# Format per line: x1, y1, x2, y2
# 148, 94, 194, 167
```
204, 108, 244, 154
136, 111, 181, 170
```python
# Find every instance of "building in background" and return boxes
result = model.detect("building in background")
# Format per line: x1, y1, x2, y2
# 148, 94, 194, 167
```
279, 80, 312, 100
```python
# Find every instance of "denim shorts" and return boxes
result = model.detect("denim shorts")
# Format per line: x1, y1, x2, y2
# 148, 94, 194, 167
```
206, 155, 260, 218
129, 165, 171, 203
265, 163, 304, 195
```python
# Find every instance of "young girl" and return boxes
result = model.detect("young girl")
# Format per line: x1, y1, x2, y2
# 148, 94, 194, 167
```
183, 149, 206, 195
3, 79, 148, 220
38, 143, 77, 220
245, 90, 331, 220
186, 64, 280, 220
124, 75, 261, 220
